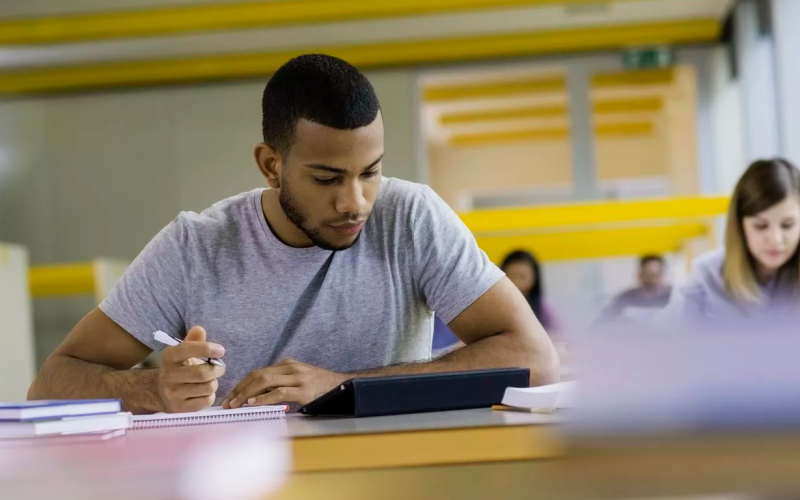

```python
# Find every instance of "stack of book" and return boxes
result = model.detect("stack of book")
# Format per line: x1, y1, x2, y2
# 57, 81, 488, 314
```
494, 381, 577, 413
0, 400, 131, 440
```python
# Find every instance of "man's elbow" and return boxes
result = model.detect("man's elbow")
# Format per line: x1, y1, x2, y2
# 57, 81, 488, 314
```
518, 332, 561, 386
27, 353, 62, 400
27, 377, 43, 401
529, 346, 560, 386
27, 369, 47, 401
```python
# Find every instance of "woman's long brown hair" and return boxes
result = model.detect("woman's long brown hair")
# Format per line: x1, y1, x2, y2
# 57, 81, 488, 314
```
723, 158, 800, 303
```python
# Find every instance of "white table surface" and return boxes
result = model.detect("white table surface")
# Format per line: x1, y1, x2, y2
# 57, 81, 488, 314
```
285, 408, 561, 438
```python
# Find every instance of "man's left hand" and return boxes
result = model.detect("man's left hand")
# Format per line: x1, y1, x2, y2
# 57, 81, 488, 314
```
221, 359, 348, 408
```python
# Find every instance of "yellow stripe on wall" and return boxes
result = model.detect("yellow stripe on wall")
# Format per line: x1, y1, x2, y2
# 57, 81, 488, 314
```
449, 121, 653, 146
29, 263, 95, 298
450, 127, 571, 146
439, 97, 663, 125
441, 105, 568, 125
0, 19, 720, 97
593, 96, 663, 114
0, 0, 636, 46
595, 121, 654, 136
425, 77, 566, 102
593, 68, 676, 88
461, 196, 729, 233
477, 223, 709, 263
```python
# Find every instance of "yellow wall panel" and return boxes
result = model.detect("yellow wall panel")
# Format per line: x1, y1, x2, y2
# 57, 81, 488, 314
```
476, 224, 709, 263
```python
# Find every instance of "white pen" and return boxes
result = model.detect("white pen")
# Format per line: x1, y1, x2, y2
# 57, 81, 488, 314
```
152, 330, 226, 367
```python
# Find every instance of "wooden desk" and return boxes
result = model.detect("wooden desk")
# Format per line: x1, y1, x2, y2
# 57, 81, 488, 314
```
563, 434, 800, 499
285, 408, 563, 472
271, 409, 562, 500
274, 460, 561, 500
275, 411, 800, 500
275, 430, 800, 500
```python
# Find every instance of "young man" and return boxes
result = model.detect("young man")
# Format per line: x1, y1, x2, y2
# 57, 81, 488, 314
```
29, 55, 559, 414
599, 254, 673, 321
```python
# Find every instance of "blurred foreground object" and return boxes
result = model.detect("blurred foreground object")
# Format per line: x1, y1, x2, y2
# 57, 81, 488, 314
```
0, 421, 288, 500
558, 322, 800, 500
573, 322, 800, 435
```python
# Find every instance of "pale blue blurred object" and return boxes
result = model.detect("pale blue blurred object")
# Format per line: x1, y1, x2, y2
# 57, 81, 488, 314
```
570, 319, 800, 436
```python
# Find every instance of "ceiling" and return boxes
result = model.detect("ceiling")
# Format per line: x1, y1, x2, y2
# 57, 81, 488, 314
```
0, 0, 732, 69
0, 0, 732, 96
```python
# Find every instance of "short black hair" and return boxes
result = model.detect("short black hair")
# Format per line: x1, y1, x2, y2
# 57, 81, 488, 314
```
640, 254, 665, 268
261, 54, 380, 155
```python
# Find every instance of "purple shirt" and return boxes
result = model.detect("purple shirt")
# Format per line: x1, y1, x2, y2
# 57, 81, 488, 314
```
659, 248, 800, 326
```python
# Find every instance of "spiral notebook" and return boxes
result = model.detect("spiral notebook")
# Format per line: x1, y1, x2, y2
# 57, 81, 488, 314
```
132, 405, 287, 430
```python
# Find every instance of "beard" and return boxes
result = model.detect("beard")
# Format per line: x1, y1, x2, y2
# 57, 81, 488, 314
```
279, 180, 364, 251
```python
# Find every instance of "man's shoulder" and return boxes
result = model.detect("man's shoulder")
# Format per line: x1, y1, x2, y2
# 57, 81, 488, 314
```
176, 189, 260, 230
377, 177, 429, 201
167, 189, 261, 250
373, 177, 431, 217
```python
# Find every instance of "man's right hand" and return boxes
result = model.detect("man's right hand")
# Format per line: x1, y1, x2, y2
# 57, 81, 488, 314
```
157, 326, 226, 413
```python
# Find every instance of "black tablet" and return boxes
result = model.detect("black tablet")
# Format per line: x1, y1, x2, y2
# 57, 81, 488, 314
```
300, 368, 530, 417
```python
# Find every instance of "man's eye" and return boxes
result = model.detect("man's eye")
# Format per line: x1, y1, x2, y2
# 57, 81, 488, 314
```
314, 177, 338, 186
755, 224, 769, 231
362, 171, 379, 179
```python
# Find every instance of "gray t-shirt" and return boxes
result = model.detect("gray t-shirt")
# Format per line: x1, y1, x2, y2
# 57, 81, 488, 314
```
100, 177, 503, 402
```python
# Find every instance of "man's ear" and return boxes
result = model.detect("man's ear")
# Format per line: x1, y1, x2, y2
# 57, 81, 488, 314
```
254, 143, 282, 189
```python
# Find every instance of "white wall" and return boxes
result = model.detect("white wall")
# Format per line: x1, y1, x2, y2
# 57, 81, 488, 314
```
0, 100, 56, 265
0, 68, 423, 364
370, 71, 426, 183
735, 0, 781, 162
0, 243, 36, 400
710, 46, 747, 195
773, 0, 800, 165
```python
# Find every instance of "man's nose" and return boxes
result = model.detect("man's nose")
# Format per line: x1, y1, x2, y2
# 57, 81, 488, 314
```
335, 179, 367, 215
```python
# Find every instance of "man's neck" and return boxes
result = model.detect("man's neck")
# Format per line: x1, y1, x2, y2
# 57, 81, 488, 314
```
261, 189, 314, 248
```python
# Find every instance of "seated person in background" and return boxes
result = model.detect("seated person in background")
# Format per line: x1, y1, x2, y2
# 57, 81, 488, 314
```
501, 250, 561, 334
28, 54, 558, 414
432, 250, 563, 355
599, 254, 672, 321
660, 158, 800, 323
501, 250, 571, 370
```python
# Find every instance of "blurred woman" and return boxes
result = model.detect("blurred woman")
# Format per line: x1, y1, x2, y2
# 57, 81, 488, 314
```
432, 249, 561, 356
661, 158, 800, 322
500, 250, 560, 332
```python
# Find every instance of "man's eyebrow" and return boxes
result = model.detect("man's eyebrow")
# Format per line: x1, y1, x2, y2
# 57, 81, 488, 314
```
363, 153, 385, 171
305, 164, 346, 174
305, 153, 385, 174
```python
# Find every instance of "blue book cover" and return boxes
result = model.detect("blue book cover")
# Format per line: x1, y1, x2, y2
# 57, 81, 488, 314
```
0, 400, 122, 421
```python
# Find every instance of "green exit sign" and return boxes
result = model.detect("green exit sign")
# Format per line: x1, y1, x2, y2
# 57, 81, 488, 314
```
622, 48, 674, 70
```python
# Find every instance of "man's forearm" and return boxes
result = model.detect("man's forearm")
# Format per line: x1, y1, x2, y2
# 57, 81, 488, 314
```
28, 354, 164, 414
352, 331, 560, 385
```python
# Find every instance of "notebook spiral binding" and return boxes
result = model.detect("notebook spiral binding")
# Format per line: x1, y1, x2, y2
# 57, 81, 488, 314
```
132, 408, 285, 430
